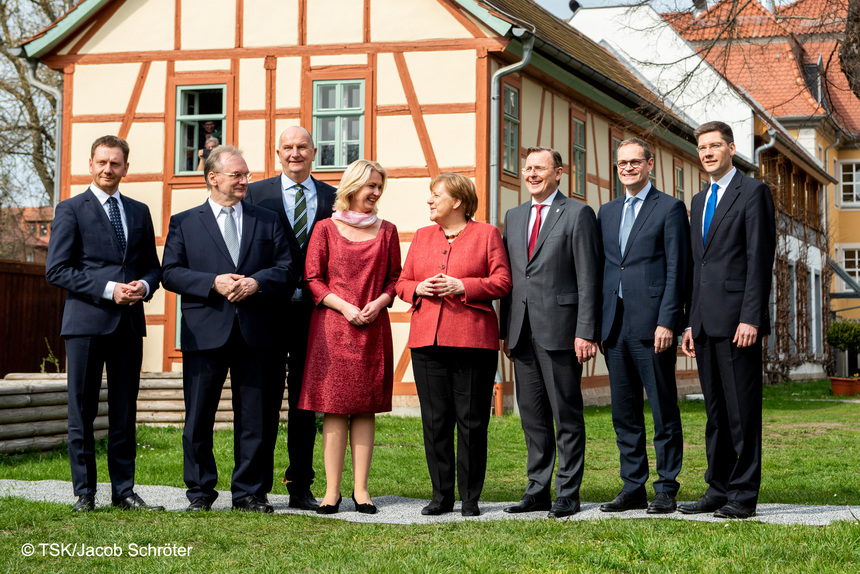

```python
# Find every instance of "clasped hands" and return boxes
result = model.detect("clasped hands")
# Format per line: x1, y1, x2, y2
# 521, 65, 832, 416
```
112, 281, 147, 305
214, 273, 259, 303
415, 273, 465, 298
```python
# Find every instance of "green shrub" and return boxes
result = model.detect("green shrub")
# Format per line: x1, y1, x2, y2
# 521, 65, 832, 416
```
825, 319, 860, 353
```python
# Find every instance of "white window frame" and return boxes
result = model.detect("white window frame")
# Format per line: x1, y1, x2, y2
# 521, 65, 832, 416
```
312, 80, 365, 170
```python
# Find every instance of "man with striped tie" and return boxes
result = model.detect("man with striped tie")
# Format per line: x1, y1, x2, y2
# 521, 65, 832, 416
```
162, 146, 294, 512
246, 126, 336, 510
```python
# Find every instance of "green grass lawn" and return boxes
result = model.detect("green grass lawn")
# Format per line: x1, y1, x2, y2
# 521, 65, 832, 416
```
1, 379, 858, 573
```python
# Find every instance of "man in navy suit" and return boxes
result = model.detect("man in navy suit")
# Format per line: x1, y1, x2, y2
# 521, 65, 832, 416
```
245, 126, 336, 510
597, 138, 689, 515
680, 121, 776, 519
162, 146, 294, 513
46, 135, 162, 512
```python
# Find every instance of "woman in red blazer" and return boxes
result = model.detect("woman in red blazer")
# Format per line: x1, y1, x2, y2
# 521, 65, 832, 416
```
396, 173, 511, 517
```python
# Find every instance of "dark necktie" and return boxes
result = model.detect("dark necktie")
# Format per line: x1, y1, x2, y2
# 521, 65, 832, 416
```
703, 183, 719, 246
222, 206, 239, 266
107, 196, 126, 252
293, 184, 308, 248
528, 204, 544, 259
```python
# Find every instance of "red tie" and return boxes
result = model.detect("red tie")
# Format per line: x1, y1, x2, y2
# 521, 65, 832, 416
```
528, 204, 544, 259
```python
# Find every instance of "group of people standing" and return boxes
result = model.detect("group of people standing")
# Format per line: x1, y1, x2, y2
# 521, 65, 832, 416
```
46, 119, 774, 521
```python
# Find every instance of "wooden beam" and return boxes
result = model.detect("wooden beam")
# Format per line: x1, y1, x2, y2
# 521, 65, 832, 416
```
118, 61, 151, 140
393, 52, 439, 177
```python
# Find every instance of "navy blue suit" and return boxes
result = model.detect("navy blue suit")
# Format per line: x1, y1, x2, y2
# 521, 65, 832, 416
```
46, 188, 160, 501
688, 170, 775, 507
598, 186, 689, 496
245, 175, 335, 492
162, 200, 294, 503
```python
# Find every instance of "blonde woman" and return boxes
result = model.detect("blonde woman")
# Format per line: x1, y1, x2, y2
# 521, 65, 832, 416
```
298, 159, 401, 515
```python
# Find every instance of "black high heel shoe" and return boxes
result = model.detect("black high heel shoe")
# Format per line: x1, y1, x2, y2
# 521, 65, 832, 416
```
352, 493, 378, 514
316, 495, 342, 515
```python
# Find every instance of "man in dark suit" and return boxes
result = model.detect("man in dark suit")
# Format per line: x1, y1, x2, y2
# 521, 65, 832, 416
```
680, 121, 776, 519
245, 126, 335, 510
597, 138, 689, 515
46, 135, 162, 512
162, 146, 294, 513
500, 146, 601, 518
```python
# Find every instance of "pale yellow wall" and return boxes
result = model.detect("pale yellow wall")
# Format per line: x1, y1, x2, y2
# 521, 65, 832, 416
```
371, 0, 472, 42
239, 58, 266, 111
425, 113, 475, 168
120, 181, 164, 236
376, 115, 426, 168
136, 61, 166, 114
69, 185, 89, 198
125, 123, 165, 175
403, 51, 475, 105
500, 186, 520, 216
376, 53, 407, 106
174, 59, 232, 72
72, 64, 141, 116
391, 322, 412, 383
141, 325, 164, 372
244, 0, 298, 48
310, 54, 368, 67
181, 0, 235, 50
552, 95, 569, 159
238, 120, 267, 173
171, 187, 209, 215
378, 178, 432, 233
70, 122, 122, 174
520, 78, 543, 148
274, 57, 302, 109
306, 0, 363, 45
80, 0, 174, 53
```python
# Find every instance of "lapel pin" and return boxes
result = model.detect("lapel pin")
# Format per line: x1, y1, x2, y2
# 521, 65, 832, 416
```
556, 208, 560, 212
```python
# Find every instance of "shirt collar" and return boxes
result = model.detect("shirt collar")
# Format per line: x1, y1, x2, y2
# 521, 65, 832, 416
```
712, 167, 737, 191
626, 182, 651, 202
208, 197, 243, 219
90, 184, 121, 205
531, 189, 559, 207
281, 173, 314, 192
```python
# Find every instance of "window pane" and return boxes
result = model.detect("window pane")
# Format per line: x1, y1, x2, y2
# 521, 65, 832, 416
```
319, 117, 336, 142
319, 144, 335, 166
344, 116, 360, 141
345, 143, 360, 164
176, 86, 225, 174
343, 84, 361, 109
319, 85, 337, 109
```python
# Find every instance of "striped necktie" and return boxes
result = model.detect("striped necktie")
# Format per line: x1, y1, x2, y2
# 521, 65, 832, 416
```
293, 184, 308, 248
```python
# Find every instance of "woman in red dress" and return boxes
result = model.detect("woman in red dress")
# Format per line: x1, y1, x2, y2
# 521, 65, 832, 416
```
299, 159, 401, 515
395, 173, 511, 517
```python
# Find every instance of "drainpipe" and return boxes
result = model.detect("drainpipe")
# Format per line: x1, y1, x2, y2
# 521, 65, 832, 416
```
824, 131, 842, 250
13, 50, 63, 207
753, 128, 777, 169
489, 28, 533, 416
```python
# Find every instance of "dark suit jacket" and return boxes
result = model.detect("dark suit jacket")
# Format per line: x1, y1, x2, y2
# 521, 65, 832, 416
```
688, 171, 776, 338
245, 175, 336, 301
598, 187, 690, 340
500, 192, 601, 351
46, 188, 161, 337
161, 200, 295, 351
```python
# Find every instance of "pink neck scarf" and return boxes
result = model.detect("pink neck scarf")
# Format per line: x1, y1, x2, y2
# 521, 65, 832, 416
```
332, 210, 378, 228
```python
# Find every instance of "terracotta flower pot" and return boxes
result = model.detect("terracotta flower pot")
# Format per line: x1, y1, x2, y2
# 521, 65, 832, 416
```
830, 377, 858, 396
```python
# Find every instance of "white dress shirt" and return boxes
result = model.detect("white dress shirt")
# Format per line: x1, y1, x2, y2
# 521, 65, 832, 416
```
701, 167, 737, 236
281, 173, 318, 230
527, 189, 560, 243
208, 197, 243, 245
91, 185, 150, 300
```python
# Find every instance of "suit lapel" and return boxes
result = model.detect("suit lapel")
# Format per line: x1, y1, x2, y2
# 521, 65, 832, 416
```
199, 202, 235, 265
237, 201, 257, 268
507, 202, 531, 265
622, 190, 658, 261
703, 172, 742, 254
83, 188, 125, 257
529, 192, 566, 262
122, 196, 136, 260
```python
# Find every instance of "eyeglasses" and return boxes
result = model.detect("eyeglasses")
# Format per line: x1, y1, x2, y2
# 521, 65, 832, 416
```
217, 172, 253, 182
616, 159, 647, 170
697, 142, 725, 154
521, 166, 554, 174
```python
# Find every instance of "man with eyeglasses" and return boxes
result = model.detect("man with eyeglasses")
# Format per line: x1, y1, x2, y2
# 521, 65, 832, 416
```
596, 137, 690, 515
245, 126, 336, 510
679, 121, 776, 519
162, 145, 295, 513
500, 146, 601, 518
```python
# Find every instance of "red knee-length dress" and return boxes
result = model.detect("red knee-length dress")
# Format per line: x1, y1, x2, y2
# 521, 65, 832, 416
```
298, 218, 401, 414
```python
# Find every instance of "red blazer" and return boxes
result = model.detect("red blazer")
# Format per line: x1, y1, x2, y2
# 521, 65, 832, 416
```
396, 220, 512, 350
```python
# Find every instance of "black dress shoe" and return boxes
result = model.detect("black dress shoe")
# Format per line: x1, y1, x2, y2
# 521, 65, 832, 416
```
647, 492, 677, 514
599, 490, 648, 513
232, 495, 274, 514
112, 493, 165, 511
72, 493, 95, 512
421, 500, 454, 516
352, 494, 377, 514
289, 489, 320, 511
504, 494, 551, 514
461, 500, 481, 517
548, 497, 581, 518
185, 497, 212, 512
714, 500, 756, 519
316, 495, 342, 515
678, 494, 726, 515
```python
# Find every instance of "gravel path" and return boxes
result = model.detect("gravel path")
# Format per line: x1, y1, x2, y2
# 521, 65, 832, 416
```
2, 480, 856, 526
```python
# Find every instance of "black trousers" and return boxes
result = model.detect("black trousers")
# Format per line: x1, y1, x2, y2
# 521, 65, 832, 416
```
511, 312, 585, 500
65, 311, 142, 501
281, 300, 317, 492
411, 346, 497, 505
694, 330, 763, 507
604, 297, 683, 495
182, 319, 282, 503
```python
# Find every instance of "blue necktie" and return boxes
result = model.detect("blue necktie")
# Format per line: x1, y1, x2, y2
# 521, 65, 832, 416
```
107, 196, 126, 252
703, 183, 718, 246
618, 196, 638, 298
